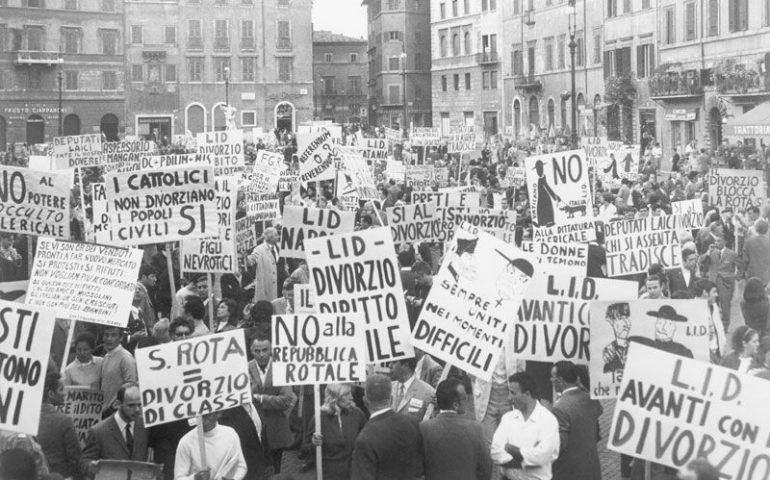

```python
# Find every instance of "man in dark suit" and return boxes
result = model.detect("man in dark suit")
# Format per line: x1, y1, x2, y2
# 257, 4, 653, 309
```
742, 219, 770, 286
37, 370, 81, 479
249, 327, 297, 474
550, 361, 602, 480
420, 377, 491, 480
80, 382, 148, 477
667, 248, 699, 294
351, 374, 423, 480
702, 232, 738, 330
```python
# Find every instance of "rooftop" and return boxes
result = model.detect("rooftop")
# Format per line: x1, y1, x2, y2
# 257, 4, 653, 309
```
313, 30, 366, 43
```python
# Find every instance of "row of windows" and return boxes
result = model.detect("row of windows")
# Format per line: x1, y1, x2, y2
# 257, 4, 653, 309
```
438, 31, 495, 58
607, 0, 652, 18
0, 25, 120, 54
368, 0, 421, 17
130, 25, 177, 46
5, 0, 117, 11
603, 44, 655, 78
186, 56, 292, 82
0, 69, 119, 90
130, 63, 177, 83
318, 76, 363, 95
186, 20, 291, 51
510, 35, 585, 76
439, 70, 498, 91
661, 0, 764, 45
322, 53, 359, 63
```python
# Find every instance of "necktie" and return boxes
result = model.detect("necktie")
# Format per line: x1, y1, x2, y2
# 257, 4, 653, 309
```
394, 383, 405, 409
271, 246, 277, 261
125, 424, 134, 456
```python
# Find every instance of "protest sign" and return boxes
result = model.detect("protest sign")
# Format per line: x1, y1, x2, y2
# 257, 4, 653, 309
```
336, 150, 378, 200
105, 153, 209, 174
28, 155, 53, 171
104, 165, 219, 245
135, 329, 251, 427
385, 159, 405, 181
298, 123, 343, 141
595, 141, 639, 189
26, 237, 143, 326
57, 387, 104, 446
100, 140, 155, 170
520, 241, 588, 276
279, 166, 300, 192
590, 299, 710, 399
453, 209, 517, 243
671, 199, 704, 229
533, 218, 597, 243
181, 177, 238, 273
196, 129, 245, 177
90, 183, 112, 244
512, 275, 637, 364
244, 193, 280, 222
708, 168, 766, 208
384, 127, 402, 146
609, 343, 770, 479
359, 138, 388, 160
236, 216, 257, 257
505, 167, 527, 188
411, 191, 481, 243
433, 167, 449, 187
244, 149, 282, 194
411, 223, 537, 380
410, 127, 441, 147
52, 134, 103, 169
447, 126, 476, 153
405, 165, 434, 189
604, 215, 682, 277
295, 284, 315, 313
0, 300, 55, 435
583, 136, 608, 167
280, 205, 356, 259
271, 313, 367, 385
297, 128, 337, 182
305, 227, 414, 363
525, 149, 593, 228
95, 461, 162, 480
0, 166, 71, 238
386, 203, 442, 246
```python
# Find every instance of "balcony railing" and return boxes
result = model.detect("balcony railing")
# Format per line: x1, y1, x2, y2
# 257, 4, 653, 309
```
14, 50, 63, 66
514, 74, 542, 90
476, 51, 498, 65
648, 73, 703, 99
717, 73, 769, 96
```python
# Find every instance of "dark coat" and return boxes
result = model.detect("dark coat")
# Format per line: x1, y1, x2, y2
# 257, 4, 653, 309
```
350, 410, 423, 480
37, 404, 82, 479
551, 388, 603, 480
666, 268, 697, 294
419, 412, 492, 480
248, 360, 297, 451
80, 415, 148, 475
742, 235, 770, 286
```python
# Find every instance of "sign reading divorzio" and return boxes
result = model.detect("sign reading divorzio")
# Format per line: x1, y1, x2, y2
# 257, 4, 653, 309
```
271, 313, 367, 385
0, 166, 71, 238
196, 129, 245, 177
708, 168, 766, 208
0, 300, 56, 435
386, 203, 442, 246
305, 227, 415, 363
135, 329, 251, 427
26, 238, 142, 326
280, 205, 357, 259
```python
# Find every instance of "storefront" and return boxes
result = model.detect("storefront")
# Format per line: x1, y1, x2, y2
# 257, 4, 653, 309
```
724, 101, 770, 143
136, 115, 173, 143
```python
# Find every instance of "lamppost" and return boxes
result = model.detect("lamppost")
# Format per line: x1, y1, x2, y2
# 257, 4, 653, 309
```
224, 66, 230, 108
57, 69, 63, 136
568, 2, 578, 148
400, 52, 407, 132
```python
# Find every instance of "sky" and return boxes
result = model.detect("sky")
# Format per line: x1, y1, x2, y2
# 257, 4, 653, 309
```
312, 0, 368, 39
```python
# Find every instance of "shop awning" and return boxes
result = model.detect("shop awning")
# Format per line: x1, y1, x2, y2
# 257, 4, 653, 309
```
724, 101, 770, 138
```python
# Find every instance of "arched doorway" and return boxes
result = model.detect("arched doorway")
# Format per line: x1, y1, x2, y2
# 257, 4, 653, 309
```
709, 107, 723, 149
100, 114, 119, 141
212, 103, 226, 131
0, 116, 6, 152
513, 99, 521, 137
528, 96, 539, 130
63, 114, 81, 136
186, 104, 206, 134
26, 114, 45, 144
275, 102, 295, 132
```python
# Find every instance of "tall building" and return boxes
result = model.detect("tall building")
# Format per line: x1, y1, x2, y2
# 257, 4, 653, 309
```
312, 30, 368, 124
501, 0, 604, 142
431, 0, 503, 137
0, 0, 126, 148
362, 0, 432, 129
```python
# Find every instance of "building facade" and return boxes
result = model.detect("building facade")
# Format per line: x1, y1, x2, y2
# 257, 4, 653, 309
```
0, 0, 126, 148
500, 0, 605, 142
363, 0, 432, 129
431, 0, 502, 137
312, 30, 368, 124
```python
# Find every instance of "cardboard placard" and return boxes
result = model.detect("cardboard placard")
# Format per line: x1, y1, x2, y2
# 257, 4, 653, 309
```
0, 166, 71, 238
297, 129, 337, 182
305, 227, 415, 363
271, 313, 367, 385
57, 387, 104, 446
671, 199, 704, 229
279, 206, 356, 259
278, 166, 300, 192
235, 216, 257, 257
245, 150, 283, 195
708, 168, 766, 208
100, 140, 155, 170
410, 127, 441, 147
589, 299, 710, 399
447, 126, 476, 153
386, 203, 442, 246
52, 134, 103, 169
520, 241, 588, 277
583, 136, 608, 167
90, 183, 112, 244
533, 218, 597, 243
604, 215, 682, 277
384, 127, 402, 146
135, 329, 251, 427
359, 138, 388, 161
196, 129, 245, 177
244, 193, 280, 222
294, 284, 315, 313
0, 300, 56, 435
525, 149, 593, 228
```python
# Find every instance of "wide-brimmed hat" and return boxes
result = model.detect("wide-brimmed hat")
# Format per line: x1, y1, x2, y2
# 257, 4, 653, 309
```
495, 249, 534, 277
646, 305, 688, 322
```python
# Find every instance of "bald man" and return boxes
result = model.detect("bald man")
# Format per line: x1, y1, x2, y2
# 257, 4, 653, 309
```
248, 227, 281, 302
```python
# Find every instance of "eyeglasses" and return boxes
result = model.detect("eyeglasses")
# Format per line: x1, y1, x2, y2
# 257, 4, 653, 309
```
174, 330, 192, 338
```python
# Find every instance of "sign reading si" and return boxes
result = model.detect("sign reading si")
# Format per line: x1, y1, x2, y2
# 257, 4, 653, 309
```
609, 343, 770, 479
135, 329, 251, 427
271, 314, 367, 385
0, 300, 56, 435
525, 149, 593, 228
386, 203, 442, 246
305, 227, 415, 363
105, 165, 219, 245
26, 238, 143, 326
0, 166, 71, 238
280, 206, 356, 259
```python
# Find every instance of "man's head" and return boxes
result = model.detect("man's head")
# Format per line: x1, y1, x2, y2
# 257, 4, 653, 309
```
283, 277, 296, 307
606, 303, 631, 342
251, 329, 272, 368
195, 275, 208, 300
264, 227, 280, 246
138, 265, 157, 288
756, 219, 769, 236
551, 361, 579, 394
169, 317, 195, 341
508, 372, 537, 413
102, 327, 124, 352
363, 373, 392, 412
44, 370, 65, 406
389, 357, 417, 383
435, 377, 467, 415
116, 382, 142, 423
748, 206, 760, 222
0, 449, 36, 480
713, 233, 726, 250
645, 274, 663, 299
184, 296, 205, 322
200, 411, 221, 433
682, 248, 697, 272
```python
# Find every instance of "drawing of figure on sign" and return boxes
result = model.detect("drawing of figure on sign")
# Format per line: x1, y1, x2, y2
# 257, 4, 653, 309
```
603, 153, 620, 180
628, 305, 694, 359
602, 302, 631, 374
533, 159, 562, 227
447, 236, 478, 283
494, 249, 534, 307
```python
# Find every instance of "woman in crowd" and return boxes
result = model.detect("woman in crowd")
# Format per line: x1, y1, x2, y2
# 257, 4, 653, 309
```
63, 332, 103, 389
720, 326, 761, 373
741, 277, 770, 338
304, 383, 367, 480
214, 298, 241, 333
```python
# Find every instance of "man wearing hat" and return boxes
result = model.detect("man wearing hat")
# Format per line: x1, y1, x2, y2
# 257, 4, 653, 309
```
628, 305, 694, 358
533, 159, 562, 227
494, 249, 534, 307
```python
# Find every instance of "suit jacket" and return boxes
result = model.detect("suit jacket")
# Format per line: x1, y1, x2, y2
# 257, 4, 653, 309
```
667, 268, 697, 294
742, 235, 770, 286
37, 403, 81, 479
551, 388, 602, 480
420, 412, 492, 480
80, 415, 148, 475
248, 360, 297, 450
704, 248, 738, 284
351, 410, 423, 480
249, 243, 279, 302
391, 377, 435, 420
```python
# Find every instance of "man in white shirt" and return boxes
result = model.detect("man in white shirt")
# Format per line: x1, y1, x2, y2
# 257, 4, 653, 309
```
491, 372, 559, 480
174, 412, 247, 480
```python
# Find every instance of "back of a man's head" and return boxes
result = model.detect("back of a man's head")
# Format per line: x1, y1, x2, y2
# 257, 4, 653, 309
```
0, 448, 36, 480
364, 374, 392, 406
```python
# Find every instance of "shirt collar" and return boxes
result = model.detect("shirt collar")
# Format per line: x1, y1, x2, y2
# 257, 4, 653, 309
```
114, 411, 132, 432
561, 386, 580, 395
76, 357, 95, 366
400, 374, 416, 393
369, 407, 392, 419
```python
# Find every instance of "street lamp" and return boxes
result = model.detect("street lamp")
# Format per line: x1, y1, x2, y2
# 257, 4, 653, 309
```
57, 69, 63, 136
400, 52, 407, 132
224, 66, 230, 108
568, 2, 578, 148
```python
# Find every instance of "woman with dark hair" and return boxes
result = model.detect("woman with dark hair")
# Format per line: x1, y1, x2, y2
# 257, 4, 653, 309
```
215, 298, 241, 332
63, 333, 103, 388
720, 326, 761, 373
741, 277, 770, 337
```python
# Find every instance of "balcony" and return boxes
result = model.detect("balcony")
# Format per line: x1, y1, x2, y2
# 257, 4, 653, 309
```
649, 72, 703, 100
717, 73, 770, 97
514, 74, 542, 91
14, 50, 63, 66
476, 51, 499, 65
